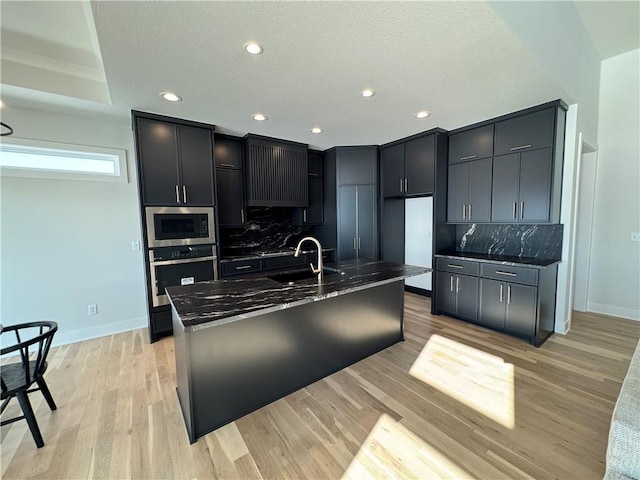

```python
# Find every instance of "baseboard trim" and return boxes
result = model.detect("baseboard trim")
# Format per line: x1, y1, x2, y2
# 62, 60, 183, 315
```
586, 303, 640, 321
53, 316, 148, 347
405, 286, 431, 297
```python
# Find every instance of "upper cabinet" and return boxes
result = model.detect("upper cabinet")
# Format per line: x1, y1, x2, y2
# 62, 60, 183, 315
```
494, 108, 555, 156
215, 135, 245, 227
293, 150, 324, 226
133, 112, 215, 206
448, 124, 494, 164
244, 134, 308, 207
446, 101, 566, 225
380, 133, 435, 198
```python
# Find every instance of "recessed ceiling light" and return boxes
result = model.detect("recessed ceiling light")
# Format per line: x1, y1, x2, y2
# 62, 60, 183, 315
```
361, 89, 375, 98
310, 127, 323, 134
415, 110, 430, 119
252, 113, 268, 121
244, 42, 263, 55
160, 91, 182, 102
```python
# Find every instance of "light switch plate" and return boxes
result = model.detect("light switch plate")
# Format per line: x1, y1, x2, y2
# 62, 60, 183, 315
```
631, 232, 640, 242
131, 240, 141, 251
88, 304, 98, 316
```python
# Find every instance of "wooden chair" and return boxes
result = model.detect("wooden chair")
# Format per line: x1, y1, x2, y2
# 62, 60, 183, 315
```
1, 321, 58, 448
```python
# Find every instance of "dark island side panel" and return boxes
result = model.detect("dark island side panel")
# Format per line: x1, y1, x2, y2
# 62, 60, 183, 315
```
178, 280, 404, 441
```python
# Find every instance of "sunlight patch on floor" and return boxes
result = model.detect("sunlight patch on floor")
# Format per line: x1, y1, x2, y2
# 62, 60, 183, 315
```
409, 334, 515, 429
342, 413, 471, 479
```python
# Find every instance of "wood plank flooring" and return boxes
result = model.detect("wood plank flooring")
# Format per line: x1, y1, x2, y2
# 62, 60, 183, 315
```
1, 294, 638, 479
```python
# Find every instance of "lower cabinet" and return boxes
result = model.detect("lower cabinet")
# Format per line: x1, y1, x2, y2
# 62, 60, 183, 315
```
435, 256, 557, 347
435, 271, 478, 322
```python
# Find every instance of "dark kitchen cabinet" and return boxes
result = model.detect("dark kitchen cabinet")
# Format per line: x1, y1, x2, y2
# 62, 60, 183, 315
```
215, 135, 245, 226
338, 184, 375, 260
447, 158, 492, 223
492, 148, 552, 222
494, 108, 555, 156
244, 134, 308, 207
436, 271, 479, 322
479, 278, 537, 337
293, 150, 323, 226
381, 199, 405, 264
380, 134, 435, 197
448, 124, 494, 164
216, 168, 245, 226
134, 114, 215, 206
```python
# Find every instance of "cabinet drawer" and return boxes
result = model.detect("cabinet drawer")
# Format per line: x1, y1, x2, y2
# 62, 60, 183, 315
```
448, 124, 494, 164
436, 257, 479, 276
262, 255, 307, 271
222, 259, 262, 276
494, 108, 555, 156
480, 263, 538, 286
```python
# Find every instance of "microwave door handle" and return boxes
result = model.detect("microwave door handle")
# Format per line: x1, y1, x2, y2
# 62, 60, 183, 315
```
183, 186, 187, 204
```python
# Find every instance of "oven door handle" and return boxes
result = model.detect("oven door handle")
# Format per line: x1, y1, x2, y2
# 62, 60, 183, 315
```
150, 255, 216, 266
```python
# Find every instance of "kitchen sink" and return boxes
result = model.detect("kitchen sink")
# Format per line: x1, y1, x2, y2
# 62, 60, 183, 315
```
267, 267, 343, 284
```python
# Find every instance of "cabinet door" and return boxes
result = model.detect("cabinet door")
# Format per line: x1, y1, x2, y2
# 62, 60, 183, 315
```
381, 199, 405, 264
436, 271, 456, 315
137, 118, 179, 205
216, 168, 245, 226
308, 150, 323, 177
491, 154, 520, 222
494, 108, 555, 156
447, 163, 469, 222
479, 278, 506, 330
519, 148, 552, 222
178, 125, 214, 205
449, 124, 494, 164
305, 176, 324, 224
337, 147, 377, 185
356, 184, 376, 260
505, 283, 537, 337
467, 158, 492, 222
455, 274, 479, 322
214, 136, 243, 169
405, 134, 435, 195
338, 186, 357, 260
380, 144, 405, 197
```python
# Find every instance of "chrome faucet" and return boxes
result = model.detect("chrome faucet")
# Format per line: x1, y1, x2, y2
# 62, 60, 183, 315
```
294, 236, 323, 280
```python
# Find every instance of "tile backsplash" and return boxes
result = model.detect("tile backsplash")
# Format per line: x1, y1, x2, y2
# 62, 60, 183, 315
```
455, 224, 563, 259
220, 207, 313, 255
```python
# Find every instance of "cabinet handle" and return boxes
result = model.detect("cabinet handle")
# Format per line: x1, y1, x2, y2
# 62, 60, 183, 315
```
456, 276, 460, 293
303, 209, 307, 223
495, 270, 517, 276
240, 209, 245, 224
462, 204, 466, 220
354, 237, 357, 250
175, 185, 181, 204
460, 154, 477, 161
447, 264, 463, 269
235, 265, 252, 270
400, 178, 403, 193
512, 202, 517, 220
507, 285, 512, 304
450, 275, 454, 292
218, 163, 235, 168
405, 178, 408, 192
520, 202, 524, 220
509, 144, 532, 151
358, 237, 361, 249
183, 185, 187, 203
500, 284, 504, 303
468, 204, 472, 220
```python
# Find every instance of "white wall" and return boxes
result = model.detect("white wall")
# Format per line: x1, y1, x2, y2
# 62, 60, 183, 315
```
587, 49, 640, 320
0, 106, 148, 345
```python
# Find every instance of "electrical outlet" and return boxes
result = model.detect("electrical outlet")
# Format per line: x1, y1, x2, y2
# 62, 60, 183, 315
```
131, 240, 141, 251
88, 304, 98, 316
631, 232, 640, 242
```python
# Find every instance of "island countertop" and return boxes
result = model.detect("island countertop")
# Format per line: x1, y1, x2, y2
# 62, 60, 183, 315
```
166, 259, 429, 330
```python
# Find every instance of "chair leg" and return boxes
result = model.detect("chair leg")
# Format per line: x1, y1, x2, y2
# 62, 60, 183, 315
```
15, 391, 44, 448
36, 378, 57, 411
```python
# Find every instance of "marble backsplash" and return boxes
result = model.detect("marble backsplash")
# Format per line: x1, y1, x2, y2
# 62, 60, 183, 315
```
455, 224, 563, 259
219, 207, 314, 255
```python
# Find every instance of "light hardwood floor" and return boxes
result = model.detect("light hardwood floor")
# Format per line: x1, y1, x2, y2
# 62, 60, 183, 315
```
1, 293, 638, 479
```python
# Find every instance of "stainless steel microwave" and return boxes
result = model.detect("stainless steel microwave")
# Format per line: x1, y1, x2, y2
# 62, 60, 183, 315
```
145, 206, 215, 248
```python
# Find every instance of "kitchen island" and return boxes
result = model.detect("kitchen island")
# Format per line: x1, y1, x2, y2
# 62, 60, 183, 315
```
166, 259, 428, 442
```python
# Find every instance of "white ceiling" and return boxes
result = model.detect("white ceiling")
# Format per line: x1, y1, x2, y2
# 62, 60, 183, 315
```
1, 1, 638, 150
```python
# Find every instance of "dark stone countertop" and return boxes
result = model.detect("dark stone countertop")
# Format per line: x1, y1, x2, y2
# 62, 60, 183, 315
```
220, 248, 335, 262
166, 259, 429, 330
435, 251, 561, 268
